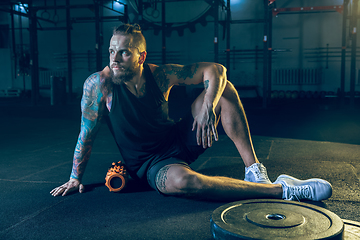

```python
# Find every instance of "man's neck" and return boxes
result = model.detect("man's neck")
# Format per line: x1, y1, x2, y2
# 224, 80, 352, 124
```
124, 65, 146, 98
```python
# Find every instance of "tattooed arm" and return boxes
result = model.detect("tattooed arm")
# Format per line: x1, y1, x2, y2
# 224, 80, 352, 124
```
50, 73, 106, 196
152, 62, 227, 148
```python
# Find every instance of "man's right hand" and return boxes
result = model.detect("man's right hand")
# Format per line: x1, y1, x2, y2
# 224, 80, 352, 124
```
50, 178, 84, 196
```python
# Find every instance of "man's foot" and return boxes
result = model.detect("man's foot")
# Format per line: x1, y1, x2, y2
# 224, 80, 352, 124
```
274, 174, 332, 201
244, 163, 272, 184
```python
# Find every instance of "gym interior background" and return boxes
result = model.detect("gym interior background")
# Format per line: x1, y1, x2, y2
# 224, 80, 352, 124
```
0, 0, 359, 105
0, 1, 360, 240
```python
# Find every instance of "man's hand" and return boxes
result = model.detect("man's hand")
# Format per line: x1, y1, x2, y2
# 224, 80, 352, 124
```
50, 178, 84, 197
192, 105, 219, 148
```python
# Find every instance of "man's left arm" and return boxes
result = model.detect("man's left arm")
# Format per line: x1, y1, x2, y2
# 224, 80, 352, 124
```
158, 62, 228, 148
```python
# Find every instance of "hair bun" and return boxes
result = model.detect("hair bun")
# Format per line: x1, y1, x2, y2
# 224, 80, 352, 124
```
133, 23, 141, 32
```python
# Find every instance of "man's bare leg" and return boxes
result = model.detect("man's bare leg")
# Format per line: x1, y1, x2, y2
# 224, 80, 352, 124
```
191, 80, 259, 167
156, 164, 282, 201
181, 81, 332, 201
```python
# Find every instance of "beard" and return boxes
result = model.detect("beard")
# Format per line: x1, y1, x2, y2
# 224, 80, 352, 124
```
109, 62, 140, 85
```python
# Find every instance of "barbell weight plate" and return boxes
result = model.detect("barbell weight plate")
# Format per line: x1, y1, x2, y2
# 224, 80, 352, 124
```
210, 199, 344, 240
343, 219, 360, 239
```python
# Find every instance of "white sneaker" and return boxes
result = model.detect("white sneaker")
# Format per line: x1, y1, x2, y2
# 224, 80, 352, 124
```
244, 163, 272, 184
274, 174, 332, 201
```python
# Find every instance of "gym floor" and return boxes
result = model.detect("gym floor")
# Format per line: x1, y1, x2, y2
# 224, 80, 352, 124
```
1, 92, 360, 240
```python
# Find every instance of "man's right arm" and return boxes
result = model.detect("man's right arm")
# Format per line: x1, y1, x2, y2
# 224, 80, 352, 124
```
50, 73, 106, 196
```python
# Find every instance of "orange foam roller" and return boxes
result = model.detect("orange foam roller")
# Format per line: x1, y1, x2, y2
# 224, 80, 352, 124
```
105, 161, 128, 192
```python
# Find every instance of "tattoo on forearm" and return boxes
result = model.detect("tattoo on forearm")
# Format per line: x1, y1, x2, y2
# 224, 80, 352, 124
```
70, 118, 95, 179
204, 80, 209, 91
71, 73, 105, 180
155, 165, 171, 192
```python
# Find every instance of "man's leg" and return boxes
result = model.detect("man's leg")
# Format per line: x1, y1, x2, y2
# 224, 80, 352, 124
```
155, 164, 282, 201
151, 81, 332, 201
191, 81, 271, 184
155, 164, 332, 202
191, 80, 258, 167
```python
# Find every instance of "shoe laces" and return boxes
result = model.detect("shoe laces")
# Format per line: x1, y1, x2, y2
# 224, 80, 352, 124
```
286, 185, 312, 201
252, 165, 270, 182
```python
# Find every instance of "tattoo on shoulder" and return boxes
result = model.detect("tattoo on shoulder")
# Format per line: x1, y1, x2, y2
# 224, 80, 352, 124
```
81, 73, 104, 121
83, 73, 99, 94
155, 165, 171, 192
138, 82, 146, 97
153, 67, 170, 93
152, 63, 199, 92
167, 64, 199, 80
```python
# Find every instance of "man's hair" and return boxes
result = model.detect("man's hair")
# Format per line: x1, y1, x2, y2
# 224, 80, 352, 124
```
113, 23, 146, 52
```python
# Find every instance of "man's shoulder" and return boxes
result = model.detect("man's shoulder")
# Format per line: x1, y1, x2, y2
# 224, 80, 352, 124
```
84, 67, 110, 87
147, 63, 179, 77
86, 72, 100, 81
146, 63, 159, 74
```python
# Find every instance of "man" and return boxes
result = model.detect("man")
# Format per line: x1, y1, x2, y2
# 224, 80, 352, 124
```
51, 23, 332, 202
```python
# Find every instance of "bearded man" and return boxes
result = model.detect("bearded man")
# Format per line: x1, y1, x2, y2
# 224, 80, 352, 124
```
51, 23, 332, 202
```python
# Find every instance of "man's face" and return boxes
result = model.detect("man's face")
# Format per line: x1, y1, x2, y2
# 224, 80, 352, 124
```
108, 34, 141, 84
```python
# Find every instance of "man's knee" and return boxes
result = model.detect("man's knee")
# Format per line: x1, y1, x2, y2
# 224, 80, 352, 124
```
172, 171, 203, 193
156, 165, 203, 195
223, 80, 238, 96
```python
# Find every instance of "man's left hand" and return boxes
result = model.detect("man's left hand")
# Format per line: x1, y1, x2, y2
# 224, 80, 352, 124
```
192, 106, 218, 148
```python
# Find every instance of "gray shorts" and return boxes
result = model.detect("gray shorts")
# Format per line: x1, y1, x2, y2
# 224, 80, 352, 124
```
144, 110, 206, 193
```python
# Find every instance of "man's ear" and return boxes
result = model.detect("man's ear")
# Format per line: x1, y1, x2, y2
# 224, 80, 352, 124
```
138, 51, 147, 64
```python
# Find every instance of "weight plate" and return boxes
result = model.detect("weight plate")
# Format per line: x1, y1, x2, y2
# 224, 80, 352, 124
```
210, 199, 344, 240
343, 219, 360, 239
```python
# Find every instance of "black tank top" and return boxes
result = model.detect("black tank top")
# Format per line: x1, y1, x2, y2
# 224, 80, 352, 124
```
107, 64, 180, 179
